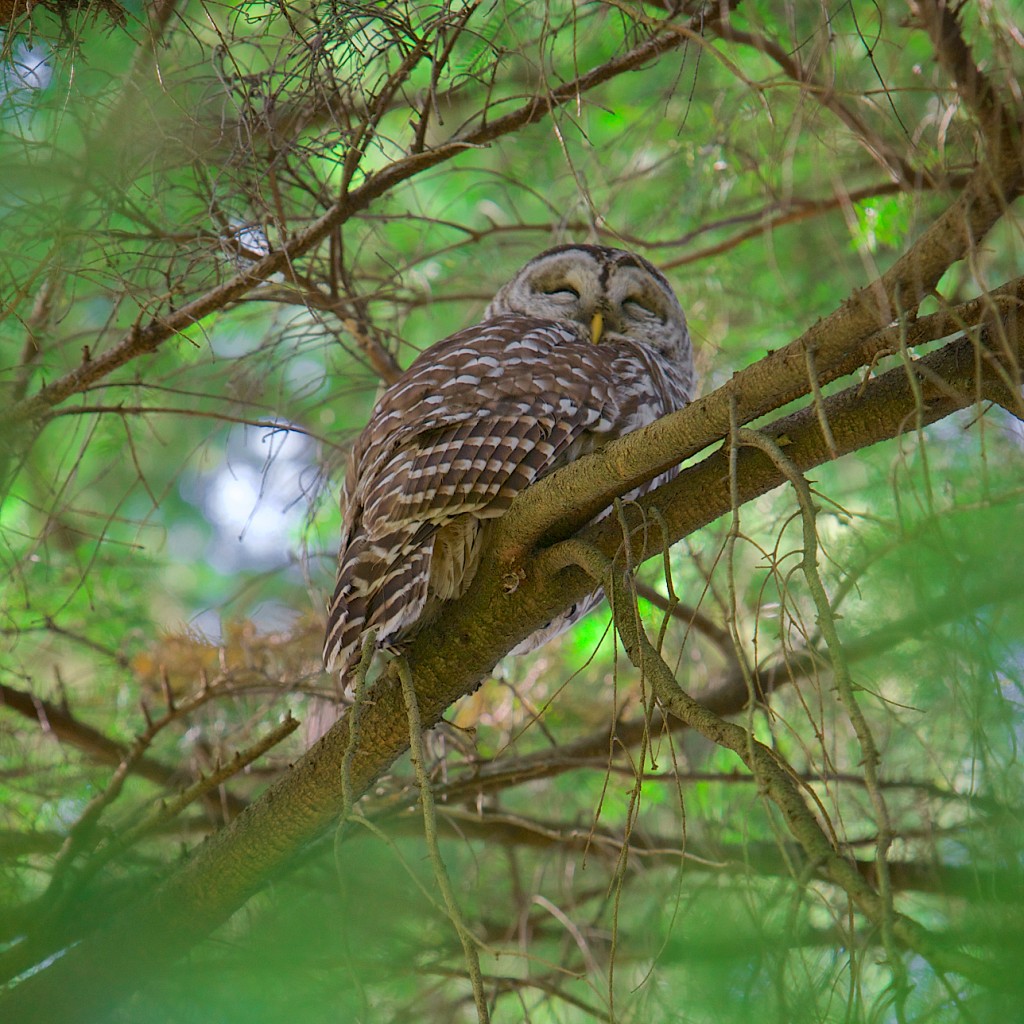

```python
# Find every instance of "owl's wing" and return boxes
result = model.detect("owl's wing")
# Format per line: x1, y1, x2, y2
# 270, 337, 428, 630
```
360, 397, 597, 532
323, 318, 625, 675
324, 401, 605, 674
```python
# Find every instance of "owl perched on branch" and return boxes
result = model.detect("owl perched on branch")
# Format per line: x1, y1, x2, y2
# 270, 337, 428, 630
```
323, 244, 696, 681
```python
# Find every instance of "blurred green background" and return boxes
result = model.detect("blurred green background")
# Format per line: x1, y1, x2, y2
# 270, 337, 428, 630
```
1, 1, 1022, 1021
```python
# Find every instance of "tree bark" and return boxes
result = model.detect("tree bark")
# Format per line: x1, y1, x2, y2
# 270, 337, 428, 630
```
1, 289, 1020, 1023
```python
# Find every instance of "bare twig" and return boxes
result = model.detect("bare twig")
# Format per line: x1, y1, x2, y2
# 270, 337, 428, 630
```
0, 681, 188, 791
397, 657, 490, 1024
501, 274, 1024, 557
561, 539, 999, 987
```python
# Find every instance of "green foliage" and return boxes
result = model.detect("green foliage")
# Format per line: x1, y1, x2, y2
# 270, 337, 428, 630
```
1, 0, 1023, 1021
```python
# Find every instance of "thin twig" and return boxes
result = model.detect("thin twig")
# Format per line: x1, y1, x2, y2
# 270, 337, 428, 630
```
558, 538, 1000, 989
734, 428, 907, 1006
397, 657, 490, 1024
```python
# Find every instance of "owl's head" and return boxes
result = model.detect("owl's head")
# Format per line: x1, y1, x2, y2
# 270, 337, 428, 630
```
484, 244, 693, 372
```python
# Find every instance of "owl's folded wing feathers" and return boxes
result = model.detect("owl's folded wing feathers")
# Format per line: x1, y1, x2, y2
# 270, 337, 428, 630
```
323, 319, 620, 676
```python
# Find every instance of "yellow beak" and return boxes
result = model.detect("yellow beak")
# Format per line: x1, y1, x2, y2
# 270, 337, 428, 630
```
590, 311, 604, 345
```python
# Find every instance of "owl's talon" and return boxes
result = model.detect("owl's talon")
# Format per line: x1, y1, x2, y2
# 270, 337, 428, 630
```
501, 568, 527, 594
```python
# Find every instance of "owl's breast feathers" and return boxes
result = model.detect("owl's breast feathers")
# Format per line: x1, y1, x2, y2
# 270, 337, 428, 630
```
323, 315, 692, 677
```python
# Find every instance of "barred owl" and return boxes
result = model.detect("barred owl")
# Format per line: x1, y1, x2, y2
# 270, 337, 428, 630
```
323, 244, 696, 681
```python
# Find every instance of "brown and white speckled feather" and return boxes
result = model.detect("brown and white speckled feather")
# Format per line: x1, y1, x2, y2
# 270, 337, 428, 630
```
324, 246, 696, 680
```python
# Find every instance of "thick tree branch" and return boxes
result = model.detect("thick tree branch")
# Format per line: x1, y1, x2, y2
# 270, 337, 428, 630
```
2, 293, 1021, 1021
500, 275, 1024, 553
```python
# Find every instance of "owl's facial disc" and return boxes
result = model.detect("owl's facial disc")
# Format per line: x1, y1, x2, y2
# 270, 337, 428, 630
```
482, 244, 691, 374
522, 256, 675, 341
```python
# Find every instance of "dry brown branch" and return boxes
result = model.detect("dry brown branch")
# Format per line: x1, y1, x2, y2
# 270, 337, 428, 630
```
658, 181, 952, 269
712, 13, 928, 185
122, 715, 299, 846
49, 405, 325, 439
394, 808, 1016, 900
0, 4, 722, 447
0, 680, 188, 790
631, 580, 732, 649
255, 283, 404, 384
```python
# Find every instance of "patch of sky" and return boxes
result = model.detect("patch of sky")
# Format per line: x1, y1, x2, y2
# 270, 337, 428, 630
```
0, 41, 51, 121
177, 421, 313, 574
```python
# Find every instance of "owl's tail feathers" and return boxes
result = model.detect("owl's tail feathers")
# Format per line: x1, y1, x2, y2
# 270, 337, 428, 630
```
322, 569, 367, 679
312, 540, 431, 747
322, 532, 433, 683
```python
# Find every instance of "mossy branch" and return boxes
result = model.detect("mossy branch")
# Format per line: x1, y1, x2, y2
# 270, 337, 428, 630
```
2, 289, 1020, 1023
